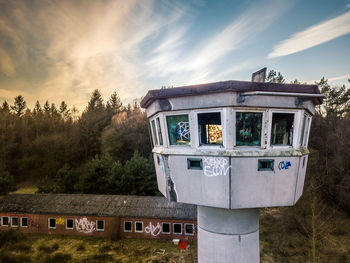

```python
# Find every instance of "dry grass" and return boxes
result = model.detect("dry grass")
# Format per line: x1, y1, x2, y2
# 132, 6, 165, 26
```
0, 233, 196, 263
13, 181, 38, 194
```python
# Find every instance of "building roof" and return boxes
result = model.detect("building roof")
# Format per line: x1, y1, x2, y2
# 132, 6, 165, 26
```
0, 194, 197, 220
140, 80, 322, 108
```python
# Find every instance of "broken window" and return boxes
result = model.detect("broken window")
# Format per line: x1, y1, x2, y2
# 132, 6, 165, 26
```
162, 223, 170, 234
151, 120, 158, 145
156, 117, 163, 145
11, 217, 18, 227
135, 221, 143, 232
185, 224, 194, 235
48, 218, 56, 229
271, 113, 294, 146
173, 223, 182, 234
166, 115, 191, 146
1, 216, 9, 226
21, 217, 28, 227
124, 221, 132, 232
236, 112, 262, 146
198, 112, 222, 145
66, 219, 73, 229
300, 114, 310, 147
96, 220, 104, 231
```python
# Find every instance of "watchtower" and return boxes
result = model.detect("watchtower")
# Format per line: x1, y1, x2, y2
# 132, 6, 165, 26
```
141, 73, 323, 263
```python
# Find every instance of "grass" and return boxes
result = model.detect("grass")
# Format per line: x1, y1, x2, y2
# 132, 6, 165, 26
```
0, 232, 196, 263
13, 181, 38, 194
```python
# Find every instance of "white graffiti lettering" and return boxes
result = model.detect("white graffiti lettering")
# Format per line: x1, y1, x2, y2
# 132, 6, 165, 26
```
144, 222, 161, 236
177, 121, 190, 141
203, 157, 230, 177
75, 218, 96, 233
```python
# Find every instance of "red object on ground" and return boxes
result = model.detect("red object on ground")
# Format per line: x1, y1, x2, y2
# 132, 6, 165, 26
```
178, 241, 188, 249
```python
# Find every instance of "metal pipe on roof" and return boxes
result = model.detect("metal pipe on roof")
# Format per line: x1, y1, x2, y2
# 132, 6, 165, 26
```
241, 91, 325, 98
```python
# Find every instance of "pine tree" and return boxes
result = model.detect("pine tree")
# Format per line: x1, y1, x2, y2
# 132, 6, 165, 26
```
106, 91, 123, 116
11, 95, 26, 116
1, 101, 10, 113
33, 101, 42, 115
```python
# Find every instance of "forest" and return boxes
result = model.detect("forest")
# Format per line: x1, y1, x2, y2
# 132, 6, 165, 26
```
0, 90, 157, 196
0, 74, 350, 261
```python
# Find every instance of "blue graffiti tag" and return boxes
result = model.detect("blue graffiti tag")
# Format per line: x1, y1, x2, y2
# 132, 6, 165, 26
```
278, 161, 291, 170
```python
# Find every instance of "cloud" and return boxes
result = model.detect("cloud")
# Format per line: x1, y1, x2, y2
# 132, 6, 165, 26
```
268, 10, 350, 58
145, 0, 291, 84
0, 0, 190, 111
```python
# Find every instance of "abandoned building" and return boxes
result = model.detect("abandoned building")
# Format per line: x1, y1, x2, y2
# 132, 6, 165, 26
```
0, 194, 197, 240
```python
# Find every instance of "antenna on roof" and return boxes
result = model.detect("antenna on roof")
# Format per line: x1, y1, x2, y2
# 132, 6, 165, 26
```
251, 67, 267, 82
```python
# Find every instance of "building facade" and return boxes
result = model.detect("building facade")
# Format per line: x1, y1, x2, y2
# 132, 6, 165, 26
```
0, 194, 197, 240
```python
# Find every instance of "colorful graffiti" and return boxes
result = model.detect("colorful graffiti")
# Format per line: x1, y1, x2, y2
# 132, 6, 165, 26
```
278, 161, 291, 170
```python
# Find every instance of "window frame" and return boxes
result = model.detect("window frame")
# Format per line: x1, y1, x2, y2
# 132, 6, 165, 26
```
11, 216, 19, 227
66, 218, 74, 230
1, 216, 9, 227
184, 223, 194, 236
164, 112, 192, 147
234, 110, 265, 148
150, 114, 166, 147
162, 222, 171, 234
268, 110, 299, 148
123, 221, 132, 232
48, 218, 56, 229
173, 223, 182, 235
194, 108, 226, 149
21, 217, 28, 228
300, 113, 311, 148
96, 220, 105, 231
134, 221, 143, 233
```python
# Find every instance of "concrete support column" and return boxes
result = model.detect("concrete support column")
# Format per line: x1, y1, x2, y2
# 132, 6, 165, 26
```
198, 206, 259, 263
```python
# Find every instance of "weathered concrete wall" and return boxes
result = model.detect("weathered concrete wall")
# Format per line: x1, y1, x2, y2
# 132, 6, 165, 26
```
198, 206, 259, 263
146, 93, 315, 118
153, 154, 306, 208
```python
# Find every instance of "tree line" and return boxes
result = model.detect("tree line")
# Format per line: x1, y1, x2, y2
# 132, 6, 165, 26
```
0, 90, 157, 196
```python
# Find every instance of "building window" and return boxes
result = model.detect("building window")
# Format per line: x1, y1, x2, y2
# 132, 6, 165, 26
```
166, 115, 191, 146
300, 114, 310, 147
236, 112, 262, 146
156, 117, 163, 145
11, 217, 19, 227
162, 223, 170, 234
21, 217, 28, 227
1, 216, 9, 227
271, 113, 294, 146
96, 220, 104, 231
48, 218, 56, 229
198, 112, 222, 145
185, 224, 194, 235
173, 223, 182, 235
135, 221, 143, 233
66, 218, 74, 230
187, 158, 203, 170
124, 221, 132, 232
258, 159, 274, 171
151, 120, 158, 145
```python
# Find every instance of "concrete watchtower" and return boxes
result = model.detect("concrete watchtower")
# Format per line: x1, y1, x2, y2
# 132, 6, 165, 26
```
140, 70, 323, 263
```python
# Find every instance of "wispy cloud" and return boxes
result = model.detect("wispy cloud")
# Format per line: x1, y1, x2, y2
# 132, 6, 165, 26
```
268, 10, 350, 58
148, 0, 291, 84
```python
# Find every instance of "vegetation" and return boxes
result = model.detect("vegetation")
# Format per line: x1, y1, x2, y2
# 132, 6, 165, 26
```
0, 230, 196, 263
0, 73, 350, 261
0, 90, 156, 196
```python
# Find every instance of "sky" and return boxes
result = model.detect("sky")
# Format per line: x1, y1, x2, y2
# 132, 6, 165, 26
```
0, 0, 349, 112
